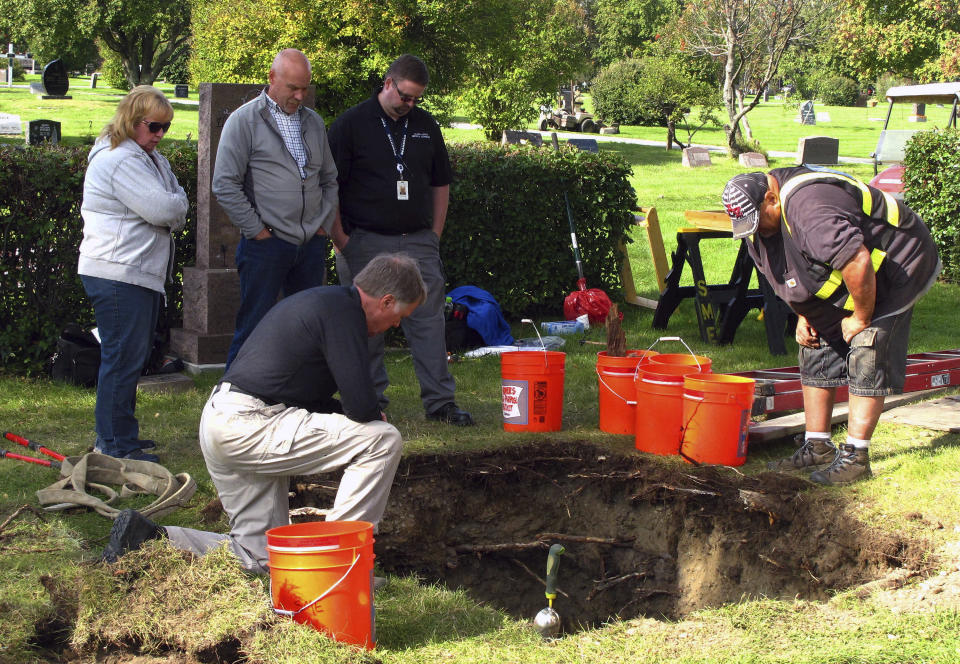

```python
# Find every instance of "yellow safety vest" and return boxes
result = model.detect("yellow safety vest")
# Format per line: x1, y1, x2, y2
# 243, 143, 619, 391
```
778, 170, 901, 310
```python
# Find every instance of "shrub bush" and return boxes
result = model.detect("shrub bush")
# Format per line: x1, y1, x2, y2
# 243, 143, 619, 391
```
0, 142, 634, 374
0, 144, 197, 376
98, 47, 132, 91
445, 142, 635, 319
902, 129, 960, 283
590, 59, 662, 126
816, 75, 860, 106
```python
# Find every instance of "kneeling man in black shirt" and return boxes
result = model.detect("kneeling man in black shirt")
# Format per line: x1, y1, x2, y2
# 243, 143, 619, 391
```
103, 253, 425, 572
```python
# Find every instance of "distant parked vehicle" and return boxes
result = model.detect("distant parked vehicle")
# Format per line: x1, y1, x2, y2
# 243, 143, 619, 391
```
869, 82, 960, 199
538, 87, 601, 133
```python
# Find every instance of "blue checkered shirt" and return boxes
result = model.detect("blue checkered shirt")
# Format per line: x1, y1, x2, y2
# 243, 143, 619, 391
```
265, 95, 307, 179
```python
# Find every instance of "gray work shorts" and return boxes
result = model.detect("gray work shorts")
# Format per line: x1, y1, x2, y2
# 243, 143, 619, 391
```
799, 308, 914, 397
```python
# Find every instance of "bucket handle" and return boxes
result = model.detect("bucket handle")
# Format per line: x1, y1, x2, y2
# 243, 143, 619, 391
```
595, 367, 637, 405
521, 319, 549, 366
634, 336, 702, 381
270, 549, 361, 619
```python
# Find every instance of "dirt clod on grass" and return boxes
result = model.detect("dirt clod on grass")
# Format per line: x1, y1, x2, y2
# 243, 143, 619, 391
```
296, 440, 932, 633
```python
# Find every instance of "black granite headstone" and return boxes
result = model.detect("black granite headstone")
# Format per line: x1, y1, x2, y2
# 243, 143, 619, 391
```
27, 119, 61, 145
568, 138, 599, 153
175, 84, 189, 98
799, 100, 815, 126
796, 135, 839, 165
41, 59, 70, 97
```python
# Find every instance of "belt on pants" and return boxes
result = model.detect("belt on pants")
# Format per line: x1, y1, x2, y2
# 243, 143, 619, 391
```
214, 381, 278, 406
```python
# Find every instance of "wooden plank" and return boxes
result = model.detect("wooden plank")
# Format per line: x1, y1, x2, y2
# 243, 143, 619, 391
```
683, 209, 731, 232
620, 207, 668, 310
747, 388, 950, 443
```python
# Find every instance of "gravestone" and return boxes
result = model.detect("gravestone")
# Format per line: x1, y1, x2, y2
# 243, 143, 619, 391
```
738, 151, 768, 168
0, 113, 21, 135
568, 138, 599, 153
796, 136, 839, 165
170, 83, 315, 367
29, 81, 45, 95
599, 124, 619, 135
41, 59, 71, 99
89, 72, 98, 88
909, 103, 927, 122
27, 119, 61, 145
501, 129, 543, 147
175, 84, 189, 98
815, 111, 831, 122
682, 146, 712, 168
798, 100, 815, 125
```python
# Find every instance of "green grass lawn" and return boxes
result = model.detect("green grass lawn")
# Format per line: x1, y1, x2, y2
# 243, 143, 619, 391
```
1, 84, 959, 663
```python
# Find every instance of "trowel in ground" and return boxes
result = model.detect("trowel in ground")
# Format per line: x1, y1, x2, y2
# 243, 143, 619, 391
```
533, 543, 565, 639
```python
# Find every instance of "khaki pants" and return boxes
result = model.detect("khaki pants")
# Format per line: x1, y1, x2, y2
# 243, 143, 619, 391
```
165, 383, 402, 573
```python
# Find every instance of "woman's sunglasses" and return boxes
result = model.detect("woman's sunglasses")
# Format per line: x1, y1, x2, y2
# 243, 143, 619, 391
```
140, 120, 171, 134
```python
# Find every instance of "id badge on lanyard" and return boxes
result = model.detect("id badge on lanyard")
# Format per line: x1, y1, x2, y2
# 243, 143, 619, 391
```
381, 117, 409, 200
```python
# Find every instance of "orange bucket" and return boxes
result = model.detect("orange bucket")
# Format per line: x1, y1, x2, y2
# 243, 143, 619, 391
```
501, 351, 565, 431
646, 353, 712, 372
634, 363, 706, 455
680, 373, 756, 466
266, 520, 376, 649
596, 350, 658, 434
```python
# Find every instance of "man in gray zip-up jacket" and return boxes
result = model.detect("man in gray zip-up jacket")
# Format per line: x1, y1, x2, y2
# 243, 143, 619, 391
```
213, 49, 338, 367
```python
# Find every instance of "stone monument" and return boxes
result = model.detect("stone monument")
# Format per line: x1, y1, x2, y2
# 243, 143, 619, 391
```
169, 83, 316, 368
798, 100, 815, 125
174, 84, 189, 98
567, 138, 599, 153
796, 136, 839, 165
27, 119, 61, 145
41, 59, 71, 99
682, 146, 712, 168
738, 151, 768, 168
501, 129, 543, 147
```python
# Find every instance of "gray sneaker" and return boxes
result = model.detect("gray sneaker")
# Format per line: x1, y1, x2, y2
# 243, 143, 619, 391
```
810, 444, 872, 486
767, 437, 837, 471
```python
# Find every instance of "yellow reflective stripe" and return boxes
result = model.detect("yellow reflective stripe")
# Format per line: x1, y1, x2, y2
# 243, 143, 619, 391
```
780, 172, 874, 231
843, 296, 855, 311
871, 247, 886, 270
881, 191, 900, 226
815, 268, 844, 299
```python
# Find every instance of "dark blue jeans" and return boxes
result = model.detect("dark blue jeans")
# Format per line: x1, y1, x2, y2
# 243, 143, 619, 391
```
226, 234, 328, 368
81, 275, 161, 457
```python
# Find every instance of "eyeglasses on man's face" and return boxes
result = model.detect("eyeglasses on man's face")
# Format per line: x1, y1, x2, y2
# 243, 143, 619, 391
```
393, 82, 424, 104
140, 120, 171, 134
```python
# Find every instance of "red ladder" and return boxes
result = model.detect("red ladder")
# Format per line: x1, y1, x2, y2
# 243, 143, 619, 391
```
732, 349, 960, 416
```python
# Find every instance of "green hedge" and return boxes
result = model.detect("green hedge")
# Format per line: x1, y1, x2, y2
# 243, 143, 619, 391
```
902, 129, 960, 283
0, 141, 634, 374
445, 142, 635, 318
0, 144, 197, 375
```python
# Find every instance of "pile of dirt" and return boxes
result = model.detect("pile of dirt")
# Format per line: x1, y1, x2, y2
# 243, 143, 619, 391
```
295, 440, 932, 632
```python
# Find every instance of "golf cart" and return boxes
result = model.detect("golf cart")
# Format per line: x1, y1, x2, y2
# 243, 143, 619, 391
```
869, 82, 960, 198
538, 87, 600, 133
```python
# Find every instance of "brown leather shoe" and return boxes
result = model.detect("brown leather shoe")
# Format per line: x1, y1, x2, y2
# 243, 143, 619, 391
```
810, 444, 872, 486
767, 437, 837, 471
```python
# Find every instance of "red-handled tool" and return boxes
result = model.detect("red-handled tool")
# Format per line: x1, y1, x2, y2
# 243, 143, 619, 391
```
2, 432, 65, 469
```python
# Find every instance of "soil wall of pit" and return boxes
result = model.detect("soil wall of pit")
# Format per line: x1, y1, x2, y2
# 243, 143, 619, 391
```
292, 441, 927, 631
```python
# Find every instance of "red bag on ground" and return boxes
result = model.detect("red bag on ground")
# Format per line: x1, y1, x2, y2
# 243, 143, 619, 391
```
563, 278, 612, 325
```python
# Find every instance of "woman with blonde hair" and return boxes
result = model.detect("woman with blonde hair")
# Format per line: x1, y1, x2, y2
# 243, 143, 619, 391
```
78, 85, 188, 462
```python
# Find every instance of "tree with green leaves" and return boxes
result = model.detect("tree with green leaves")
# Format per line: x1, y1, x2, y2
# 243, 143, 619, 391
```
590, 0, 683, 69
676, 0, 826, 155
0, 0, 99, 70
0, 0, 189, 86
458, 0, 590, 141
833, 0, 960, 82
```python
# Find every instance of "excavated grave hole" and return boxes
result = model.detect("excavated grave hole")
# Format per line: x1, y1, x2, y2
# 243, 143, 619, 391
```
292, 440, 930, 634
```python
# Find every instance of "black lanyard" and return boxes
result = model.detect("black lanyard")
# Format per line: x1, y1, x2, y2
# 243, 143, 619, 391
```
380, 117, 408, 178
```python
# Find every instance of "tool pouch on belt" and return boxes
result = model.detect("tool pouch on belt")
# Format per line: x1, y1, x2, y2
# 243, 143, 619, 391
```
35, 452, 197, 520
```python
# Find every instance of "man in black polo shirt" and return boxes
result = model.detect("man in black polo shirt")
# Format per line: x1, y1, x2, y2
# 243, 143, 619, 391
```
102, 254, 425, 572
327, 54, 474, 426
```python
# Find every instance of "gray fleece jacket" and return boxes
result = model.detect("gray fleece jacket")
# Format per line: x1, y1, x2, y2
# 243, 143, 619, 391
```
211, 90, 338, 245
78, 137, 188, 293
